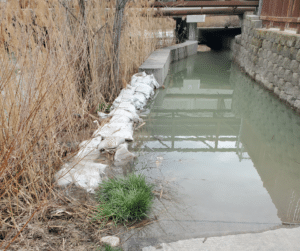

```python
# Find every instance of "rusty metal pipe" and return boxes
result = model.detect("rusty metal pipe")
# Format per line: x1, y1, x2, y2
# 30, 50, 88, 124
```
152, 1, 259, 8
155, 7, 256, 17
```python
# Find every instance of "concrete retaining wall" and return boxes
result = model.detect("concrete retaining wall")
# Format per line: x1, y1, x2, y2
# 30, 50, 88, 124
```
232, 14, 300, 111
139, 41, 198, 86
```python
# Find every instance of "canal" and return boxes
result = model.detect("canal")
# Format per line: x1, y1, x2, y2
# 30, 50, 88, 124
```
122, 50, 300, 250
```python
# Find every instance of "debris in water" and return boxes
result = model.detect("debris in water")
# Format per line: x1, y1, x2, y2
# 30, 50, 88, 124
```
197, 44, 211, 52
135, 121, 146, 130
156, 156, 164, 168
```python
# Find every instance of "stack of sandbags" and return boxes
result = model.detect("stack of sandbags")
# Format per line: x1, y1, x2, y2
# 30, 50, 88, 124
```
55, 72, 159, 192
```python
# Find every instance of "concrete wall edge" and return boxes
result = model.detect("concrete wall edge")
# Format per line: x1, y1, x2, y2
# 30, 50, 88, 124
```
139, 41, 198, 86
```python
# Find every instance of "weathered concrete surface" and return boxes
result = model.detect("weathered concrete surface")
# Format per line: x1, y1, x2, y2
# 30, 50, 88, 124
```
197, 16, 240, 28
143, 227, 300, 251
139, 50, 171, 86
187, 23, 198, 41
167, 41, 198, 62
139, 41, 198, 86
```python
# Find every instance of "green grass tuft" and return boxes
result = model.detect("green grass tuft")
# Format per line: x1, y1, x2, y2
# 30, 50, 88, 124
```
95, 173, 154, 224
98, 244, 123, 251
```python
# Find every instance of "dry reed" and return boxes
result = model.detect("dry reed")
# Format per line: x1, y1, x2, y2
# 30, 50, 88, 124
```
0, 0, 175, 248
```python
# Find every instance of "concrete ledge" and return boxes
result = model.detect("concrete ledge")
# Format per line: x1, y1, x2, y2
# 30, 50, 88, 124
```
139, 41, 198, 86
143, 227, 300, 251
138, 49, 171, 86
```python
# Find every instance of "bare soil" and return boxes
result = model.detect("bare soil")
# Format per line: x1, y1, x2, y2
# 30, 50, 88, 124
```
1, 184, 156, 251
1, 185, 114, 251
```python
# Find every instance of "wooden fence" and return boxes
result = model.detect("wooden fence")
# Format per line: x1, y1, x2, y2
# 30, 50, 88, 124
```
260, 0, 300, 34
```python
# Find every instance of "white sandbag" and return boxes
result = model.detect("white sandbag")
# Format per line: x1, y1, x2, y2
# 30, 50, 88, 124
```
111, 96, 135, 111
79, 135, 102, 148
114, 93, 135, 104
131, 72, 147, 85
55, 72, 158, 193
76, 136, 102, 158
76, 147, 99, 160
114, 143, 136, 167
114, 86, 135, 100
111, 123, 134, 141
93, 127, 102, 137
71, 161, 106, 192
110, 87, 136, 110
134, 83, 154, 99
109, 114, 131, 124
116, 102, 137, 114
133, 93, 147, 110
111, 108, 140, 123
149, 74, 160, 89
55, 161, 107, 193
98, 136, 126, 151
99, 122, 134, 141
55, 164, 73, 186
131, 72, 160, 89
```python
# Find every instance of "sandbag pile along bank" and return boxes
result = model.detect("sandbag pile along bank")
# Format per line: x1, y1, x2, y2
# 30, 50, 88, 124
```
55, 72, 159, 192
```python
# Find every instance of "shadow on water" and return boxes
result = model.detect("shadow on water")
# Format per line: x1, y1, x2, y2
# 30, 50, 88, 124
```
121, 51, 300, 251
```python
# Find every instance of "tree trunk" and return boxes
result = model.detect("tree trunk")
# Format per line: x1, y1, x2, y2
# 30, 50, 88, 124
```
110, 0, 128, 101
78, 0, 92, 99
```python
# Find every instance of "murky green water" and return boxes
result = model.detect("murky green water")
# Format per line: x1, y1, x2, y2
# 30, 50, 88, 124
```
124, 51, 300, 250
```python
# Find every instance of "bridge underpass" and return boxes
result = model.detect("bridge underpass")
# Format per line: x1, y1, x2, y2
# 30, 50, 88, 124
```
151, 0, 260, 45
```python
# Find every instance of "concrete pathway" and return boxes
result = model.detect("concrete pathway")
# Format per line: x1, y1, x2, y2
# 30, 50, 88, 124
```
143, 227, 300, 251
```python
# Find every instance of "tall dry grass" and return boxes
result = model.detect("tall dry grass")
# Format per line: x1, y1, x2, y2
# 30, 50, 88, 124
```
0, 0, 175, 246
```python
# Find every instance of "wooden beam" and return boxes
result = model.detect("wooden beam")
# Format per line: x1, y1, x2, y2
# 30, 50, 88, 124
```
153, 1, 259, 8
260, 16, 300, 23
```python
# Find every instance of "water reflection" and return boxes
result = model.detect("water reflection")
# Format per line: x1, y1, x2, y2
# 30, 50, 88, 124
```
139, 52, 247, 158
231, 65, 300, 224
125, 51, 300, 249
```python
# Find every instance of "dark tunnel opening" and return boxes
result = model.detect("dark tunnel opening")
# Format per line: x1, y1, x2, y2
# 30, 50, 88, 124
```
198, 27, 241, 51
